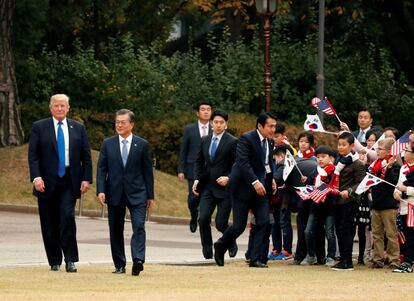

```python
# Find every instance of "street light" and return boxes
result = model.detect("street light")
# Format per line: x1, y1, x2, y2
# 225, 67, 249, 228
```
255, 0, 277, 112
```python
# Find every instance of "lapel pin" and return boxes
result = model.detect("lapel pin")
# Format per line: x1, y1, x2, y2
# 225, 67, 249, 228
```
134, 144, 137, 147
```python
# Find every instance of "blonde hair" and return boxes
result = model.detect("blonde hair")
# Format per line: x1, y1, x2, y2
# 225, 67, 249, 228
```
378, 137, 395, 150
49, 94, 70, 107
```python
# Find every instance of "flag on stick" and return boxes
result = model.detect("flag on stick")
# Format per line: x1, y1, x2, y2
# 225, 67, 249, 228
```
311, 97, 336, 115
391, 131, 411, 156
304, 114, 325, 132
308, 183, 333, 203
294, 185, 315, 200
355, 173, 384, 195
283, 149, 296, 181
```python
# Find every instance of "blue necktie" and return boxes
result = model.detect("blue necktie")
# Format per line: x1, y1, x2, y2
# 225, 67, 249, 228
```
57, 121, 65, 177
121, 139, 128, 166
210, 137, 218, 161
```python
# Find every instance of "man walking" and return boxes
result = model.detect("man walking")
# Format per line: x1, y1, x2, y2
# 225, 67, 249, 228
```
96, 109, 154, 276
192, 110, 237, 259
214, 112, 276, 267
178, 102, 212, 232
28, 94, 92, 272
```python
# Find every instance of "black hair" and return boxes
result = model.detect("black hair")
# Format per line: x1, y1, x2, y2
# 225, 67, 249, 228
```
273, 143, 294, 156
383, 126, 399, 138
338, 131, 355, 144
358, 108, 372, 118
116, 109, 135, 123
298, 131, 314, 146
256, 112, 277, 129
275, 123, 286, 134
211, 109, 228, 122
365, 128, 383, 141
196, 101, 213, 111
315, 145, 336, 157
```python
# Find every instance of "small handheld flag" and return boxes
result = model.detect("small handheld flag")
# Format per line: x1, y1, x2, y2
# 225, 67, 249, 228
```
355, 173, 384, 195
283, 150, 296, 181
304, 114, 325, 132
311, 97, 336, 115
391, 131, 411, 156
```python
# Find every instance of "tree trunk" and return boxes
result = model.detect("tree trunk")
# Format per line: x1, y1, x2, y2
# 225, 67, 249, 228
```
0, 0, 24, 147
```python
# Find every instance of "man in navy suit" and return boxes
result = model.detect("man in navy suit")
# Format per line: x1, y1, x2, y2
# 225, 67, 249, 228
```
178, 102, 212, 233
28, 94, 92, 272
214, 112, 277, 268
96, 109, 154, 276
192, 110, 237, 259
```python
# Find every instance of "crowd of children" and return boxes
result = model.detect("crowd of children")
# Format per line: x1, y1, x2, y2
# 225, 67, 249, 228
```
246, 112, 414, 273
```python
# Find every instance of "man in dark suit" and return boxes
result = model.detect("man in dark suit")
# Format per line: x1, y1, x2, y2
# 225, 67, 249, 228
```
178, 102, 212, 233
192, 110, 237, 259
351, 109, 373, 144
96, 109, 154, 276
28, 94, 92, 273
214, 112, 277, 268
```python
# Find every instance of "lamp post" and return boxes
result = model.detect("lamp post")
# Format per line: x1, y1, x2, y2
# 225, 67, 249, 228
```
255, 0, 277, 112
316, 0, 326, 122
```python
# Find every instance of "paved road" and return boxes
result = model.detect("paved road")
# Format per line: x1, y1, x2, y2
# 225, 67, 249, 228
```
0, 210, 251, 267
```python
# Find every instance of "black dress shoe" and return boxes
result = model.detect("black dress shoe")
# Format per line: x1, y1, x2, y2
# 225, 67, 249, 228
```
65, 262, 77, 273
50, 265, 60, 271
132, 260, 144, 276
249, 261, 268, 268
189, 218, 197, 233
202, 247, 213, 259
228, 241, 238, 258
112, 266, 126, 274
214, 242, 225, 266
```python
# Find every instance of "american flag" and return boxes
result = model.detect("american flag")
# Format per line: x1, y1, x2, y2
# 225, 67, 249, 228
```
396, 215, 406, 245
308, 183, 333, 203
391, 130, 411, 156
407, 202, 414, 227
311, 97, 336, 115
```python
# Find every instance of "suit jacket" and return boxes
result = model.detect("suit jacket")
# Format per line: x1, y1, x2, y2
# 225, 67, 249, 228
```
177, 122, 212, 179
28, 117, 92, 199
228, 130, 274, 201
96, 135, 154, 206
193, 131, 237, 198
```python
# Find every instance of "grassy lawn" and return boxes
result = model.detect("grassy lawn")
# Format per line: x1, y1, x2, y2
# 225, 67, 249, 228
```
0, 261, 411, 301
0, 144, 189, 217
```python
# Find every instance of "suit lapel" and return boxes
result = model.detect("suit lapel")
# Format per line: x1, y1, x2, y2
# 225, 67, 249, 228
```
204, 135, 212, 163
125, 136, 139, 167
253, 131, 265, 165
113, 136, 124, 167
213, 132, 227, 162
67, 119, 74, 161
48, 118, 58, 155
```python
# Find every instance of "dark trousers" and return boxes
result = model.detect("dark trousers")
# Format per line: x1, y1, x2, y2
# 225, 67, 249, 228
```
217, 194, 269, 263
198, 188, 231, 251
305, 206, 336, 259
187, 179, 200, 219
108, 198, 147, 268
401, 215, 414, 264
294, 201, 311, 262
335, 202, 356, 264
37, 174, 78, 266
271, 203, 293, 253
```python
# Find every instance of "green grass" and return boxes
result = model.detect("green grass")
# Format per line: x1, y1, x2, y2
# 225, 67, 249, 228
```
0, 261, 411, 301
0, 144, 189, 217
